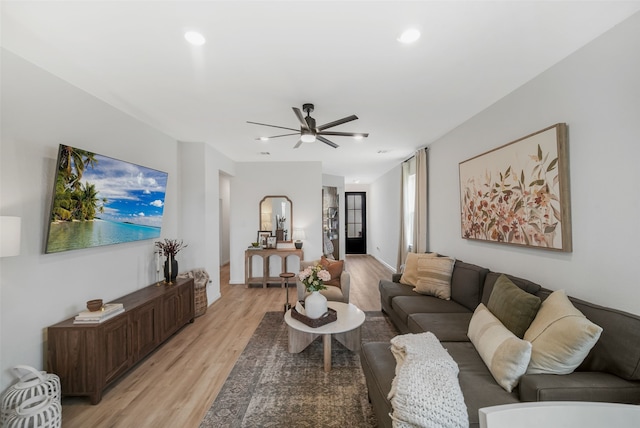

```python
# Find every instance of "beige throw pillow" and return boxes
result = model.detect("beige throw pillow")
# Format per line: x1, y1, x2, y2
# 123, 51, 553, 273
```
523, 290, 602, 375
412, 256, 455, 300
468, 304, 532, 392
399, 252, 438, 287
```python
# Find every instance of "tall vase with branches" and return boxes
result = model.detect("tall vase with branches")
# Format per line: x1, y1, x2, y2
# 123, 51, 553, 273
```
155, 239, 187, 284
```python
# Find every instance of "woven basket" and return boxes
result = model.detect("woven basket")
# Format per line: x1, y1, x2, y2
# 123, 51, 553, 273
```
0, 366, 61, 426
4, 395, 62, 428
178, 268, 209, 317
194, 285, 208, 317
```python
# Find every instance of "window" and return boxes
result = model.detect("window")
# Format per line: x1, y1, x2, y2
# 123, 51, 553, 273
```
403, 157, 416, 251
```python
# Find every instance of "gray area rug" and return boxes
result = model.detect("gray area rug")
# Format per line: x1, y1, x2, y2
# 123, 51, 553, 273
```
200, 311, 398, 428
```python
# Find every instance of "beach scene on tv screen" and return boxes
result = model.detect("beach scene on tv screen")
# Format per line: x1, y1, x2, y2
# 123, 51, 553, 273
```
45, 145, 168, 253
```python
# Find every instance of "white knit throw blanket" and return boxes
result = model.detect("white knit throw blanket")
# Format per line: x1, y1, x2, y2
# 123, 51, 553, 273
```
388, 332, 469, 428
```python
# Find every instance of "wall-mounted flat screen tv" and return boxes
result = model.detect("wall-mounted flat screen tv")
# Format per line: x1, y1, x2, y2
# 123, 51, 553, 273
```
45, 144, 168, 253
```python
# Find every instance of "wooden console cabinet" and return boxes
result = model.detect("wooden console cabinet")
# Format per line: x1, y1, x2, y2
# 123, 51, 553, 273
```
46, 277, 194, 404
245, 248, 303, 288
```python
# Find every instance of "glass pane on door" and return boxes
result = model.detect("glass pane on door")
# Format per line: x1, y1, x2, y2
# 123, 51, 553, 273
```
345, 192, 366, 254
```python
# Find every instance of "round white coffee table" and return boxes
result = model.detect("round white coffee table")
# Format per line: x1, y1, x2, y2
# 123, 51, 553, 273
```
284, 301, 365, 372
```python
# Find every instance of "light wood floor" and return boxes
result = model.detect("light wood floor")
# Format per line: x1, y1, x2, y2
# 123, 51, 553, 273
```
61, 254, 394, 428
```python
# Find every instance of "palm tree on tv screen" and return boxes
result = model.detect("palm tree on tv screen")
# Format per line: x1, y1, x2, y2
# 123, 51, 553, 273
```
51, 146, 106, 222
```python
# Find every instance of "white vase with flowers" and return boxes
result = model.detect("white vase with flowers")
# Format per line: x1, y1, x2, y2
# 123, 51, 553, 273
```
298, 264, 331, 319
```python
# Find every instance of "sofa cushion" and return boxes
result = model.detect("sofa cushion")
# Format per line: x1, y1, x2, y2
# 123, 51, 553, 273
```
360, 342, 396, 428
450, 260, 490, 311
379, 280, 416, 310
468, 304, 532, 392
392, 295, 470, 326
399, 252, 438, 286
519, 371, 640, 402
407, 313, 472, 341
413, 256, 456, 300
481, 272, 541, 305
487, 274, 541, 338
551, 293, 640, 382
444, 341, 520, 427
524, 290, 602, 375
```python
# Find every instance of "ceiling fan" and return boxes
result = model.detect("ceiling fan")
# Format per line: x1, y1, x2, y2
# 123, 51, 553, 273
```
247, 103, 369, 149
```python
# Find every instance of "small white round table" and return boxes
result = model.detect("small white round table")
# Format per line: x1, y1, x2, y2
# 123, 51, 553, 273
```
284, 301, 365, 372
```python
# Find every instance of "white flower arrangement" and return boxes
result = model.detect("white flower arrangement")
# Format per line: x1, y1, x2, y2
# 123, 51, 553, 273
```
298, 264, 331, 292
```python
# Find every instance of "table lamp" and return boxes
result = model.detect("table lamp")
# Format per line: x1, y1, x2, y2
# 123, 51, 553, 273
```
292, 228, 306, 249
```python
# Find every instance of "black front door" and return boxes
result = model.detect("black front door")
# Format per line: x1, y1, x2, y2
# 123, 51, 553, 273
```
345, 192, 366, 254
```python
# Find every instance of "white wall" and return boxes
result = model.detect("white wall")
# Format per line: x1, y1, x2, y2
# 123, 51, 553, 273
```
229, 162, 323, 284
219, 173, 231, 266
0, 50, 181, 390
179, 142, 235, 304
368, 165, 402, 272
427, 13, 640, 315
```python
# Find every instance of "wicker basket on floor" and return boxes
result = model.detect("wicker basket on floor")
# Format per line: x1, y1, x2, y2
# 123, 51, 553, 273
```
194, 284, 208, 317
178, 268, 209, 317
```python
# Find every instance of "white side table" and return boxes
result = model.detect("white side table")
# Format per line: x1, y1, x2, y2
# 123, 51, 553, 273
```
284, 301, 365, 372
479, 401, 640, 428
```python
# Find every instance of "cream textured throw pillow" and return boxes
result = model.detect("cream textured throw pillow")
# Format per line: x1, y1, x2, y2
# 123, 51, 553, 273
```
523, 290, 602, 375
468, 304, 532, 392
413, 256, 455, 300
399, 252, 438, 287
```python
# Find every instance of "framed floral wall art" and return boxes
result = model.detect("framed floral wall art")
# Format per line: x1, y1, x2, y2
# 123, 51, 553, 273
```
459, 123, 571, 252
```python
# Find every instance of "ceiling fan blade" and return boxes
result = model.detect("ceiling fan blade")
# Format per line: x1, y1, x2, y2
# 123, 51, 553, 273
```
293, 139, 303, 149
292, 107, 310, 131
318, 131, 369, 138
254, 133, 299, 140
317, 115, 358, 131
317, 135, 339, 149
247, 121, 299, 132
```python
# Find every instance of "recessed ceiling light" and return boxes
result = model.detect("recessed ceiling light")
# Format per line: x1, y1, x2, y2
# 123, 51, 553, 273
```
398, 28, 420, 44
259, 137, 269, 142
260, 152, 271, 156
184, 31, 206, 46
353, 179, 361, 184
354, 135, 364, 141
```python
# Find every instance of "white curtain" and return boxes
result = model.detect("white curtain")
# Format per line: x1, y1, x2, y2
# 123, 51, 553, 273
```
413, 148, 428, 253
397, 148, 428, 271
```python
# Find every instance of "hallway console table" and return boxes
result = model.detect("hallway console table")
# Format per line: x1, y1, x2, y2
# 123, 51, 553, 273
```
245, 248, 304, 288
46, 277, 194, 404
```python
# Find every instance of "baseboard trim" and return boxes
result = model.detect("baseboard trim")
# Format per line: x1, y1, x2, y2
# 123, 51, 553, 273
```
372, 255, 396, 273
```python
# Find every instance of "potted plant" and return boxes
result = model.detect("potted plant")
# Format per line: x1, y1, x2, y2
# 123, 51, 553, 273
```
155, 239, 187, 283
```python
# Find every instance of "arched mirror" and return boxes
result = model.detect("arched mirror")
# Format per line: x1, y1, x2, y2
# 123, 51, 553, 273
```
259, 195, 293, 242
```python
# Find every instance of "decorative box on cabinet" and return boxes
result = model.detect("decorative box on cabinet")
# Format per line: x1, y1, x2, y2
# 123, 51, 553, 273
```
46, 277, 194, 404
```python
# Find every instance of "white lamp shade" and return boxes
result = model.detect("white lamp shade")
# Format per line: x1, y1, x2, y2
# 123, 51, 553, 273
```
292, 228, 306, 241
0, 216, 21, 257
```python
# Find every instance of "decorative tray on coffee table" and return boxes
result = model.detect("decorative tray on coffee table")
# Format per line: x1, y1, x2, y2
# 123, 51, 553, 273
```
291, 301, 337, 328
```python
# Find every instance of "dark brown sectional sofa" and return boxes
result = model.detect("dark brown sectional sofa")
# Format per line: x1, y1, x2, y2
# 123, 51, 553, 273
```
361, 258, 640, 428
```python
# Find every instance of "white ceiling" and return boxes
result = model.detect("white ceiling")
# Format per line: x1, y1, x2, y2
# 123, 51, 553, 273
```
3, 1, 640, 183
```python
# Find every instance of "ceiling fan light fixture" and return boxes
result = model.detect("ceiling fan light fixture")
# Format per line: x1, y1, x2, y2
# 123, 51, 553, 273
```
398, 28, 420, 44
300, 133, 316, 143
184, 31, 206, 46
